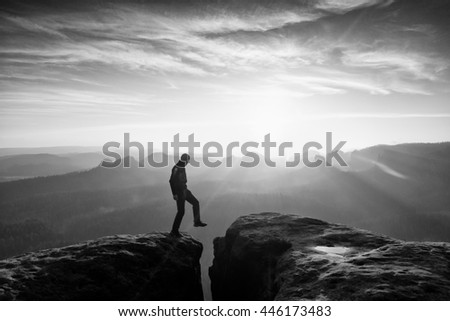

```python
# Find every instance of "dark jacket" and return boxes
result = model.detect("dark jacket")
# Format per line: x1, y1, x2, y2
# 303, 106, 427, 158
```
169, 161, 187, 196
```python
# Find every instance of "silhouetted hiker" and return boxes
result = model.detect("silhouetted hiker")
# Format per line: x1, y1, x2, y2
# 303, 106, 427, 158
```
169, 153, 207, 237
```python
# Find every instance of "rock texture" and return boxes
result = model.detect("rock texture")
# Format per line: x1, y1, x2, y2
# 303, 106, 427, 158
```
0, 232, 203, 300
209, 213, 450, 300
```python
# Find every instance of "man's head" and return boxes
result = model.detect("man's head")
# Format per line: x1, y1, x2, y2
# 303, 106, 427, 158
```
180, 153, 190, 164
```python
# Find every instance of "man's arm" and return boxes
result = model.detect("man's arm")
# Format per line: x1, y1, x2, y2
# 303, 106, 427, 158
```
169, 167, 185, 198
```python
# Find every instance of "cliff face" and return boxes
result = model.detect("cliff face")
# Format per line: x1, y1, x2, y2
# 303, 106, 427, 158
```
209, 213, 450, 300
0, 233, 203, 300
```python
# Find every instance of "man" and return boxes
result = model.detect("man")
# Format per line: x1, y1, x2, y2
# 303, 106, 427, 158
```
169, 153, 207, 237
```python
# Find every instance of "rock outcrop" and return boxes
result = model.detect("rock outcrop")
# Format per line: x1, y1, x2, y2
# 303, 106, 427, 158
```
209, 213, 450, 300
0, 232, 203, 300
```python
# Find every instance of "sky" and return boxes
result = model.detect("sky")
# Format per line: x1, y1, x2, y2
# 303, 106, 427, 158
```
1, 0, 450, 151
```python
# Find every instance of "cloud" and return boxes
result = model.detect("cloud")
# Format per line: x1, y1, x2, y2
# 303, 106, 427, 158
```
0, 0, 449, 104
274, 72, 391, 95
171, 10, 322, 35
342, 49, 449, 81
316, 0, 393, 13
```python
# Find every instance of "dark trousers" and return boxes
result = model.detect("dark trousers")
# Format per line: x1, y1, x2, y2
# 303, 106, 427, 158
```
171, 189, 200, 232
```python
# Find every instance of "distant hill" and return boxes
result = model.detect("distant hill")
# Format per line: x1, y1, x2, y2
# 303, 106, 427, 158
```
0, 152, 105, 181
349, 142, 450, 172
0, 146, 102, 157
0, 156, 158, 203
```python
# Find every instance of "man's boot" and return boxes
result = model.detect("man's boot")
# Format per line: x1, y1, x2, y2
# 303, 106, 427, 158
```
170, 230, 182, 237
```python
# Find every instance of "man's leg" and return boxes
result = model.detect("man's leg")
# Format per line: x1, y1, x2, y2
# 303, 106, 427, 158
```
185, 189, 206, 226
171, 193, 186, 234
